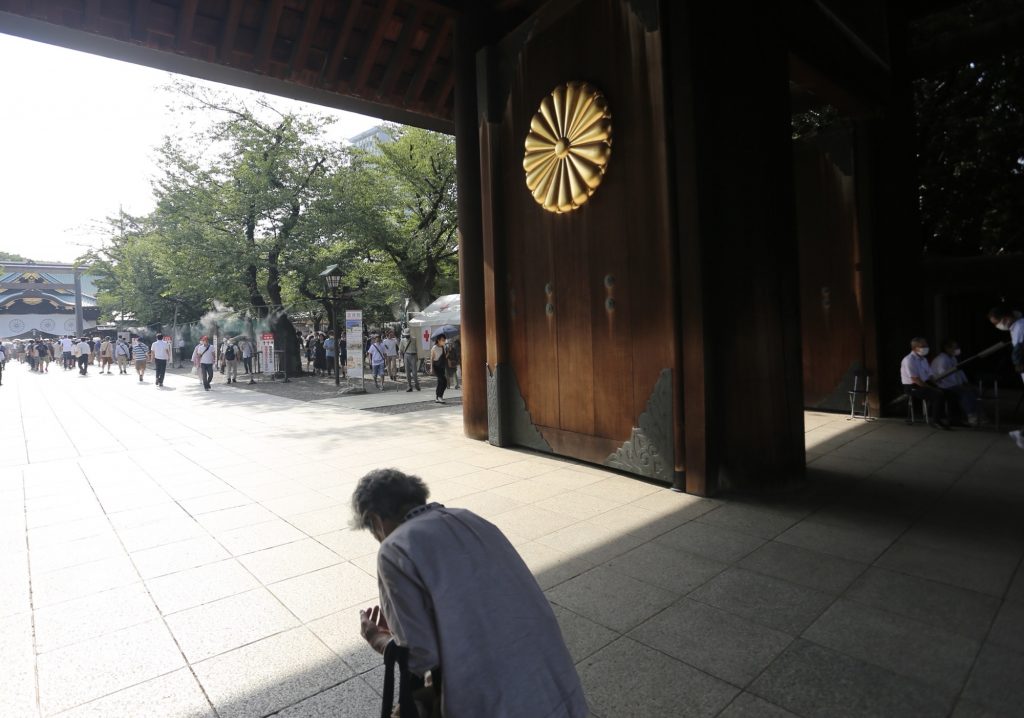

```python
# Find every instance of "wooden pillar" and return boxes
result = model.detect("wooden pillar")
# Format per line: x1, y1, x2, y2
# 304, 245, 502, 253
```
861, 4, 924, 410
454, 8, 488, 440
665, 0, 805, 493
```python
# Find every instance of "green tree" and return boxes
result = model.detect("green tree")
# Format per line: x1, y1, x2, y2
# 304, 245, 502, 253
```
914, 50, 1024, 256
85, 211, 207, 327
331, 126, 459, 307
150, 82, 342, 374
0, 251, 30, 263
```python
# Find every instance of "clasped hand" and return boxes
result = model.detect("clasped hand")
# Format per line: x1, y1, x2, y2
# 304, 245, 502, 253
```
359, 605, 393, 654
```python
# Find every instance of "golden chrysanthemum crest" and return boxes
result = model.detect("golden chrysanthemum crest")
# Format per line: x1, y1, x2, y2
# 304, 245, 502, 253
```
523, 81, 612, 214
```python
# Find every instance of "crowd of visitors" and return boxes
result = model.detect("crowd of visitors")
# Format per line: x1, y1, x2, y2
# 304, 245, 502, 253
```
294, 326, 461, 399
0, 332, 260, 391
0, 326, 467, 402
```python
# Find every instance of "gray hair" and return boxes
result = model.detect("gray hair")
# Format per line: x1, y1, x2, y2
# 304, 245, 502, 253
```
350, 468, 430, 530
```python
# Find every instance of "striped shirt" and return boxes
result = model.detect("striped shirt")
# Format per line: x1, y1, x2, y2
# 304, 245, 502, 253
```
132, 342, 149, 361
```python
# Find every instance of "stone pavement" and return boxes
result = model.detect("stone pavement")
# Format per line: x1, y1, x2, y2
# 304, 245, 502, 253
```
1, 361, 1023, 717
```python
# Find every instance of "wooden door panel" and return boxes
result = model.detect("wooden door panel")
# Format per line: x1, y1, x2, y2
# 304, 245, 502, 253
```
482, 0, 678, 480
554, 217, 596, 436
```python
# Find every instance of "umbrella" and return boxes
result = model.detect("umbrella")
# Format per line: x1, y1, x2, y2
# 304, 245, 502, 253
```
430, 324, 460, 340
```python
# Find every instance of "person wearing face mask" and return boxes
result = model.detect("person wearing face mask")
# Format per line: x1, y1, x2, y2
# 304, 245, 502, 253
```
900, 337, 950, 429
931, 340, 980, 426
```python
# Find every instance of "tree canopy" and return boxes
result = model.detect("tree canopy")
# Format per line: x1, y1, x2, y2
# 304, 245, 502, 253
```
83, 83, 459, 373
914, 50, 1024, 256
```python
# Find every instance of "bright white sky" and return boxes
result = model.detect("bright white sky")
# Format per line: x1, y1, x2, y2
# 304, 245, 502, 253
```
0, 33, 380, 264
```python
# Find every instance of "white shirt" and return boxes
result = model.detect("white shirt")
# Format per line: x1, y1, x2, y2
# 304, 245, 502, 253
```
77, 340, 91, 355
378, 506, 587, 718
900, 351, 931, 385
381, 337, 399, 357
60, 338, 73, 352
192, 344, 215, 365
114, 341, 130, 357
1011, 317, 1024, 347
152, 339, 171, 360
931, 352, 966, 389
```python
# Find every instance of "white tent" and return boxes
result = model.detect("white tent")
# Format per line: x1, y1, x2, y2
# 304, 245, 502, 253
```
407, 294, 460, 352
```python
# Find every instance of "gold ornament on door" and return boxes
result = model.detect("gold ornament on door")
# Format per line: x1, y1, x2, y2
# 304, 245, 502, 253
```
523, 81, 612, 213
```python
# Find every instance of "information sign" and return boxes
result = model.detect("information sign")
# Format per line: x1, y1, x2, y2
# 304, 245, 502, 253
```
345, 311, 363, 380
260, 332, 275, 374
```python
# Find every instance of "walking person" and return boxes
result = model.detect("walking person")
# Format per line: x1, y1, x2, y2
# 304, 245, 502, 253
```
399, 328, 420, 392
431, 333, 448, 403
239, 337, 254, 375
76, 336, 91, 375
99, 336, 114, 374
324, 331, 337, 379
305, 332, 317, 374
223, 340, 239, 383
114, 336, 131, 374
367, 334, 387, 389
131, 336, 149, 382
39, 340, 52, 373
446, 337, 461, 389
60, 335, 74, 370
151, 333, 171, 386
382, 329, 399, 381
192, 336, 215, 391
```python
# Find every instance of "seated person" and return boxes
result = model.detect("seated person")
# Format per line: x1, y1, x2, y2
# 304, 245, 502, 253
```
931, 340, 980, 426
353, 469, 588, 718
900, 337, 950, 429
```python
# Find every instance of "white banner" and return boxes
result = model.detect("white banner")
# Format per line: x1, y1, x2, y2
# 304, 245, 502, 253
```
345, 310, 363, 379
260, 332, 275, 374
1, 314, 95, 338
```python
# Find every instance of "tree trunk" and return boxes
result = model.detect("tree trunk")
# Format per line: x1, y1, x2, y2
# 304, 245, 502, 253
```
265, 244, 302, 376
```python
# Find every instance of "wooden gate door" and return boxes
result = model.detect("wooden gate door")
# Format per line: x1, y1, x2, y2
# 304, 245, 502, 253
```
794, 128, 870, 411
479, 0, 678, 483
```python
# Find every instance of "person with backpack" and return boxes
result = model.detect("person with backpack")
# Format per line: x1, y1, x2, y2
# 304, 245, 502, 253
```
223, 340, 239, 384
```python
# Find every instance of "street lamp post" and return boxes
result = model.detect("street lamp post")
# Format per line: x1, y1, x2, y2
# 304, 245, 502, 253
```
319, 264, 343, 387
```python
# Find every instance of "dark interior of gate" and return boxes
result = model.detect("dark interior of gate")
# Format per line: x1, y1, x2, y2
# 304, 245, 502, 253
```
1, 0, 1016, 496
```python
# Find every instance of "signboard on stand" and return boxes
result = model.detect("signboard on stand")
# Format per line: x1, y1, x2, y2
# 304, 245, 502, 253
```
345, 311, 363, 381
260, 332, 275, 374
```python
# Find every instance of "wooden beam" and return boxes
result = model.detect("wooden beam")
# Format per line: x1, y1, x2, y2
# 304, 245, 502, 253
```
322, 0, 363, 86
289, 0, 324, 74
219, 0, 245, 63
254, 0, 285, 72
176, 0, 199, 51
404, 15, 450, 106
351, 0, 398, 93
376, 5, 422, 100
0, 283, 77, 290
82, 0, 101, 32
431, 67, 454, 114
131, 0, 150, 41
